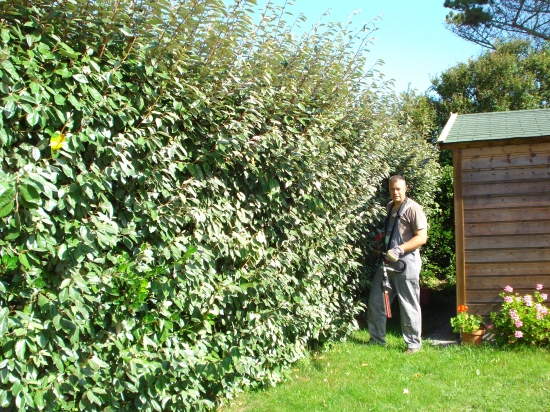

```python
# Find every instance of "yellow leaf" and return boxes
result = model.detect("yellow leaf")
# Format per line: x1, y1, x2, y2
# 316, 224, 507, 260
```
50, 132, 66, 151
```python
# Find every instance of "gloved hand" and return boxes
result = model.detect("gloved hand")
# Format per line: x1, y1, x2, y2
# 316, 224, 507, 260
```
386, 245, 404, 262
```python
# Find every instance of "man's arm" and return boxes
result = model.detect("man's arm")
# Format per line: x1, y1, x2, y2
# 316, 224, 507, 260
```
399, 228, 427, 253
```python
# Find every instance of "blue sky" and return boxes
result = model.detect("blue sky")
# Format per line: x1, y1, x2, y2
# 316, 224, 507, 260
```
253, 0, 486, 93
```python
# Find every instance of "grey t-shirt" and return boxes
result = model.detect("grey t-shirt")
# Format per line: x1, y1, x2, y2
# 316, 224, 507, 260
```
385, 198, 427, 249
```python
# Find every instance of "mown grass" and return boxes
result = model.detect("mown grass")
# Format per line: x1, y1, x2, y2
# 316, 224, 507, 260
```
219, 295, 550, 411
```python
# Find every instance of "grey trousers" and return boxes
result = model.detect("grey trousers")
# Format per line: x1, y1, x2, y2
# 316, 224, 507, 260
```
367, 263, 422, 348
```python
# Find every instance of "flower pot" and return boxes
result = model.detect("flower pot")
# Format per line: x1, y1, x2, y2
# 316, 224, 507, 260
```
460, 329, 485, 345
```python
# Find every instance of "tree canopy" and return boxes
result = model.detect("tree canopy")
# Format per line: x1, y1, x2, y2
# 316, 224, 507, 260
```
444, 0, 550, 48
431, 40, 550, 127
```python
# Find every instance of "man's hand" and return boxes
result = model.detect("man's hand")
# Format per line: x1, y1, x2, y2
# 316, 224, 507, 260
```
386, 246, 404, 262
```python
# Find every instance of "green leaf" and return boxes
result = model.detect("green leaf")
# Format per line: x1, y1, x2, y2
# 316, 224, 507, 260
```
17, 253, 30, 268
29, 82, 40, 94
57, 243, 67, 259
31, 147, 41, 161
15, 339, 26, 361
19, 184, 40, 204
0, 388, 7, 407
0, 185, 15, 208
52, 352, 64, 372
183, 245, 198, 261
34, 391, 44, 410
68, 95, 81, 109
23, 389, 34, 409
88, 86, 102, 101
58, 44, 80, 59
26, 110, 40, 127
0, 201, 14, 218
89, 355, 108, 370
1, 28, 9, 44
3, 100, 16, 118
0, 127, 9, 146
59, 278, 71, 289
54, 94, 66, 105
1, 59, 19, 80
86, 390, 102, 405
11, 381, 23, 397
54, 67, 72, 78
2, 255, 18, 271
0, 307, 8, 336
37, 294, 49, 307
73, 74, 88, 83
59, 288, 69, 303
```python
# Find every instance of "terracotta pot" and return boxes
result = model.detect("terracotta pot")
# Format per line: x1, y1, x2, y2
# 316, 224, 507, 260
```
460, 329, 485, 345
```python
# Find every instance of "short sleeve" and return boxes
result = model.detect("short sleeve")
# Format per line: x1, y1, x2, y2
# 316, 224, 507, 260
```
407, 202, 427, 232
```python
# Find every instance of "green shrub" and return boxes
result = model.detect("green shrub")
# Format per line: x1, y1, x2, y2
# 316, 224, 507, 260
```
420, 164, 455, 286
0, 0, 439, 409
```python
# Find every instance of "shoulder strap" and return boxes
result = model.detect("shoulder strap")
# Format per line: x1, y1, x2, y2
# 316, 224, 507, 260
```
383, 198, 408, 252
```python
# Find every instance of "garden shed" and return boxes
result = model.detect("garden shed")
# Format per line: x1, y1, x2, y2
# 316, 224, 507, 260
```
437, 108, 550, 319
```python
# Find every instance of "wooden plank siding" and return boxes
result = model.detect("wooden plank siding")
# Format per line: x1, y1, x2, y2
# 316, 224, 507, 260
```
458, 142, 550, 318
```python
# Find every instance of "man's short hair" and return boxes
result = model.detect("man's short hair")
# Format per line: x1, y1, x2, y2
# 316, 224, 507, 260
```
389, 175, 407, 186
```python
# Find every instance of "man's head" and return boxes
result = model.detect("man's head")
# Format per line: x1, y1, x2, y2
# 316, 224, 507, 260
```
389, 175, 407, 206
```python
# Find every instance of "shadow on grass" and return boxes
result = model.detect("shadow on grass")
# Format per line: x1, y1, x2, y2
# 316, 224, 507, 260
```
351, 284, 458, 346
349, 300, 404, 345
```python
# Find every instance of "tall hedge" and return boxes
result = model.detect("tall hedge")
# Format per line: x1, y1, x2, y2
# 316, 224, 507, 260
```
0, 1, 439, 410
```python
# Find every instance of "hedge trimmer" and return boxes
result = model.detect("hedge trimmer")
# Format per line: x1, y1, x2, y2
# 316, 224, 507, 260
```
380, 254, 406, 318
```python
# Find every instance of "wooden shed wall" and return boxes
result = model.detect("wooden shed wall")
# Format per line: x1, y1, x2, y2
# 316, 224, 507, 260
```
454, 141, 550, 317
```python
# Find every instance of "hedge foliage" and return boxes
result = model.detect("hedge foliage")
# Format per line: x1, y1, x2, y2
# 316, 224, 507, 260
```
0, 0, 439, 410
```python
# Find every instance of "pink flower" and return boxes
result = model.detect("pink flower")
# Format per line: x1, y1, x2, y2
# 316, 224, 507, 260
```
524, 295, 533, 306
515, 320, 523, 328
504, 296, 513, 303
537, 284, 544, 290
509, 309, 519, 320
515, 331, 523, 338
504, 285, 513, 293
486, 324, 493, 330
537, 313, 544, 320
542, 294, 548, 301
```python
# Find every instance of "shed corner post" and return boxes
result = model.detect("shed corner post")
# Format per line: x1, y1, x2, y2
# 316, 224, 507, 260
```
453, 148, 466, 311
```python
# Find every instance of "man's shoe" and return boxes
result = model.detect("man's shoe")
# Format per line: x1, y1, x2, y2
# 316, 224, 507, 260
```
404, 347, 420, 354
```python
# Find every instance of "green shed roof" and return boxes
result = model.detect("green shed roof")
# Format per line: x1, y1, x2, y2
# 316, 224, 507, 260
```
437, 108, 550, 147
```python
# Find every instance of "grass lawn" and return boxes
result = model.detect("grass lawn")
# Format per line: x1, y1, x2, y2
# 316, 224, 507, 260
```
219, 293, 550, 411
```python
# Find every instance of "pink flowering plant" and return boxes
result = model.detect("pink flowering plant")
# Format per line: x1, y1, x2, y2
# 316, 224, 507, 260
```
489, 284, 550, 346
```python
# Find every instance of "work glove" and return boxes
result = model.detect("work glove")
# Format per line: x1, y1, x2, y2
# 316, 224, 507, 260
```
386, 246, 404, 262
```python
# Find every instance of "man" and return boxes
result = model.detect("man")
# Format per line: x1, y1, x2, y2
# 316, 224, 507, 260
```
367, 175, 428, 353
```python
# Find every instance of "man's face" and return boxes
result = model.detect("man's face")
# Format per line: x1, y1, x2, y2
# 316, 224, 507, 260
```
389, 180, 407, 205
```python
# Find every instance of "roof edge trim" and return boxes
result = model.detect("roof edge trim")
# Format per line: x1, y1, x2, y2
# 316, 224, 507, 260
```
439, 135, 550, 150
437, 112, 458, 144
